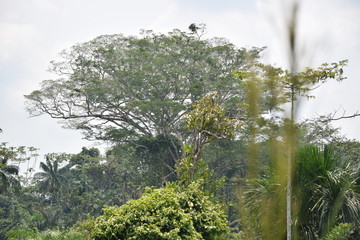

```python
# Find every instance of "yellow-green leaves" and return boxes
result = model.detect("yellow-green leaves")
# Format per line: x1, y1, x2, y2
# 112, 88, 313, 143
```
184, 92, 237, 141
177, 92, 238, 186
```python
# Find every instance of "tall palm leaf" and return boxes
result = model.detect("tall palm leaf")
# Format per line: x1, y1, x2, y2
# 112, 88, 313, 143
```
244, 145, 360, 239
33, 155, 69, 202
0, 156, 20, 194
295, 145, 360, 239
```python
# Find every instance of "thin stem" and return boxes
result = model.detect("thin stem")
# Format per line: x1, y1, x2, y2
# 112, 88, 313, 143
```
287, 1, 299, 239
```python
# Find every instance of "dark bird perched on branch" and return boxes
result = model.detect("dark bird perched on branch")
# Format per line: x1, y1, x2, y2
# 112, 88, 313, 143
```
189, 23, 199, 33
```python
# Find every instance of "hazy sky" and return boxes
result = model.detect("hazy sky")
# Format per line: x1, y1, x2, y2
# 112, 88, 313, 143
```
1, 0, 360, 162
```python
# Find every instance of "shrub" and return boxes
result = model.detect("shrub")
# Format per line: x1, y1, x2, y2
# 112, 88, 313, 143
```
321, 223, 354, 240
92, 182, 229, 239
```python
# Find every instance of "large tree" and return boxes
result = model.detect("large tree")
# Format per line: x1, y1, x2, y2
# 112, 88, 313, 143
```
25, 28, 261, 144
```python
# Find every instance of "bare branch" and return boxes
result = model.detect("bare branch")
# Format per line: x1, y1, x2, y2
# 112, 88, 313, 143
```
318, 108, 360, 122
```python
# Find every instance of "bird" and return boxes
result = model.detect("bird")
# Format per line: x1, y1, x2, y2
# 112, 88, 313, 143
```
188, 23, 199, 33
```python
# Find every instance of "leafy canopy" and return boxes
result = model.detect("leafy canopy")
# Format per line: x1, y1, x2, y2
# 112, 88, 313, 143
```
25, 29, 262, 142
92, 182, 229, 240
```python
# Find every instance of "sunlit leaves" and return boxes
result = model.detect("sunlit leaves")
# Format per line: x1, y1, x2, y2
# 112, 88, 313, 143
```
92, 182, 228, 239
184, 92, 237, 141
178, 93, 237, 186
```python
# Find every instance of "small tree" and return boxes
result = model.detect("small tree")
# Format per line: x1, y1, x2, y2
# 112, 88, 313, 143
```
177, 92, 237, 186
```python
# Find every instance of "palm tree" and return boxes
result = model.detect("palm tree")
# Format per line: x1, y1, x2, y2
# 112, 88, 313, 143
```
0, 144, 20, 194
243, 145, 360, 239
33, 154, 70, 203
295, 145, 360, 239
0, 157, 19, 194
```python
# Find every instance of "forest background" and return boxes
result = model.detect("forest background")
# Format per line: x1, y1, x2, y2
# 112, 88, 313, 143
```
1, 0, 360, 239
1, 0, 360, 158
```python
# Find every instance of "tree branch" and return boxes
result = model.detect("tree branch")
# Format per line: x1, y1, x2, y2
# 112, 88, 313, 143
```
319, 109, 360, 122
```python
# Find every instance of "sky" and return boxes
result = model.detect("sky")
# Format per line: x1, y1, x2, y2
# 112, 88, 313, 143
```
0, 0, 360, 167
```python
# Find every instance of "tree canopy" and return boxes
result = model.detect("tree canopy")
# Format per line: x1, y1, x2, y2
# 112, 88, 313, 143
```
25, 29, 262, 143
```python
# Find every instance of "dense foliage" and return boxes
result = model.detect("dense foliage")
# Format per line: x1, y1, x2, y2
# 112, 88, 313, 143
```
92, 182, 228, 239
24, 28, 261, 145
242, 145, 360, 239
0, 24, 359, 240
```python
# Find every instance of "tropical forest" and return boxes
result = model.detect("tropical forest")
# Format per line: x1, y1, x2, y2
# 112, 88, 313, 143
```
1, 2, 360, 240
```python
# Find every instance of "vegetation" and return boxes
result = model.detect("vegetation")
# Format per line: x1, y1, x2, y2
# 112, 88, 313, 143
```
0, 144, 20, 194
1, 12, 359, 240
92, 182, 228, 240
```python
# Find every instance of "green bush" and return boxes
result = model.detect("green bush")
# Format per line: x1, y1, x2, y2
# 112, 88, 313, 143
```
321, 223, 354, 240
6, 227, 37, 240
92, 182, 229, 239
7, 228, 87, 240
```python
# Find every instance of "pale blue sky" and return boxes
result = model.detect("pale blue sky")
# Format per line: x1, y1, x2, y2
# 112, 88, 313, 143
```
0, 0, 359, 164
